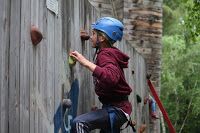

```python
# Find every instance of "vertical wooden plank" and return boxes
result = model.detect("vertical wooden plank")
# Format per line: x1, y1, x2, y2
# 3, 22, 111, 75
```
87, 2, 96, 111
124, 41, 132, 133
38, 109, 44, 133
35, 0, 49, 132
79, 0, 85, 113
54, 0, 62, 115
80, 0, 90, 113
8, 0, 21, 132
0, 0, 10, 132
20, 0, 31, 132
46, 7, 55, 133
29, 39, 35, 133
30, 0, 39, 133
0, 0, 2, 129
66, 0, 71, 53
36, 0, 47, 132
38, 0, 49, 132
54, 0, 63, 133
135, 51, 141, 130
91, 4, 101, 111
129, 45, 135, 133
77, 0, 92, 114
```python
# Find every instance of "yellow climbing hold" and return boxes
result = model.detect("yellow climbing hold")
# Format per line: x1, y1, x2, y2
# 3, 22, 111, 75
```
68, 55, 76, 66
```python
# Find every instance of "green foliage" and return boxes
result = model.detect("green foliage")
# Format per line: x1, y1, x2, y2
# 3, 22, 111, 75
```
161, 35, 200, 132
162, 4, 183, 35
184, 0, 200, 43
162, 0, 192, 36
161, 35, 186, 128
164, 0, 189, 10
161, 0, 200, 131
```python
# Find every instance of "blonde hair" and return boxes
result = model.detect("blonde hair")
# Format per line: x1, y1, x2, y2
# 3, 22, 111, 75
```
96, 30, 116, 46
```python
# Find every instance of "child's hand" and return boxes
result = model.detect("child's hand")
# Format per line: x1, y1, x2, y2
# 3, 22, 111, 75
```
69, 51, 96, 72
69, 51, 89, 67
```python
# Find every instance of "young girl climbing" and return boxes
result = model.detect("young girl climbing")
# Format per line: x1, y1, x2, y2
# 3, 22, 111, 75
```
70, 17, 133, 133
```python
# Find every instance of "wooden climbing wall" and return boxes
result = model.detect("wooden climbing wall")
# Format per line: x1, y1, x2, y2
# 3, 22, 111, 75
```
0, 0, 62, 132
118, 40, 149, 133
0, 0, 151, 132
63, 0, 150, 132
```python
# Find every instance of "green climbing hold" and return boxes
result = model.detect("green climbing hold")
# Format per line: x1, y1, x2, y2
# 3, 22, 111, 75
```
68, 56, 76, 66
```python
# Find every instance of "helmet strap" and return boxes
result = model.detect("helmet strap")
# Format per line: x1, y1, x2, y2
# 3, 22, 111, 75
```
95, 32, 100, 48
93, 47, 99, 61
92, 33, 100, 61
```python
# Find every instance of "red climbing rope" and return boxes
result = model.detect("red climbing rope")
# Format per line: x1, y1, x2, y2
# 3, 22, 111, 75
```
147, 76, 176, 133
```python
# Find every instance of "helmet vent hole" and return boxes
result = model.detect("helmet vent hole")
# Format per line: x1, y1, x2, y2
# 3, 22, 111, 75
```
112, 31, 116, 36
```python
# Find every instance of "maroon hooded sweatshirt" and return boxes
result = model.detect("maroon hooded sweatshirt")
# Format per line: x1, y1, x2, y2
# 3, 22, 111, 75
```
92, 47, 132, 115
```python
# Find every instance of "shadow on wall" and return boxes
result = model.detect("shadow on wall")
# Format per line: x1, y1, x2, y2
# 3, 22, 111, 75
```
54, 79, 79, 133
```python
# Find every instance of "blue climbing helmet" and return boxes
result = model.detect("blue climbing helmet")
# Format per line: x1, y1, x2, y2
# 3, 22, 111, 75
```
91, 17, 124, 42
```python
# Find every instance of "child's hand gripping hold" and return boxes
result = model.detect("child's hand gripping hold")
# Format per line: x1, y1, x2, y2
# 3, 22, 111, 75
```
69, 51, 96, 72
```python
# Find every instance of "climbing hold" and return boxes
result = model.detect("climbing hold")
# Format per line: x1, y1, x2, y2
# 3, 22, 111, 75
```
128, 119, 136, 132
68, 55, 76, 66
129, 120, 136, 127
80, 29, 90, 41
138, 124, 146, 133
136, 94, 142, 103
132, 70, 134, 75
144, 97, 149, 104
30, 25, 43, 45
146, 73, 151, 79
91, 105, 98, 111
62, 98, 72, 108
151, 112, 159, 119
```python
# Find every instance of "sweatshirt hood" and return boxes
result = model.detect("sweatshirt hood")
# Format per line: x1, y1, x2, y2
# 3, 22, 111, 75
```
98, 47, 130, 68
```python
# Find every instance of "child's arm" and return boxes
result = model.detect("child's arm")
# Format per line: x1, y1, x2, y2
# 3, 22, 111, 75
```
70, 51, 96, 72
92, 52, 121, 86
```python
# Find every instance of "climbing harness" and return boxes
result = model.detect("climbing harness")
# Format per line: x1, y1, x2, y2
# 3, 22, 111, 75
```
121, 117, 136, 132
104, 106, 136, 133
107, 108, 117, 133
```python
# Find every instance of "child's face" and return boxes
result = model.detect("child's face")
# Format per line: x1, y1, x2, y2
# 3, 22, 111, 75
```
90, 30, 98, 48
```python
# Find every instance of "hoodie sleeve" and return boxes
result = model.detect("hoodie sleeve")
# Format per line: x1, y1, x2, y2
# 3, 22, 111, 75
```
92, 52, 121, 86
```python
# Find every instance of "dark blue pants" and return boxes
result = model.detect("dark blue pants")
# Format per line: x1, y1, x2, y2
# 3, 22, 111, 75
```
72, 106, 127, 133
